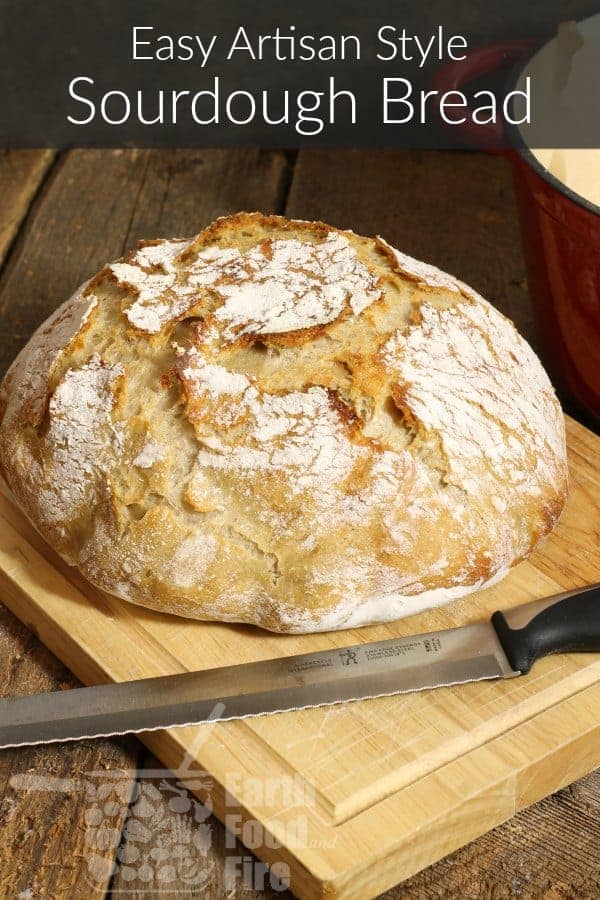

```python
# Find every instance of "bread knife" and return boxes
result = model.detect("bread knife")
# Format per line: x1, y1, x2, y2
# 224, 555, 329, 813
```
0, 584, 598, 749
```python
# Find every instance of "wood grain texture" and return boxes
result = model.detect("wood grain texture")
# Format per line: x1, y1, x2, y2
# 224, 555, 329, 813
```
0, 148, 292, 376
0, 599, 139, 899
382, 772, 600, 900
0, 148, 598, 899
0, 149, 140, 900
0, 416, 597, 899
0, 149, 55, 267
0, 147, 292, 900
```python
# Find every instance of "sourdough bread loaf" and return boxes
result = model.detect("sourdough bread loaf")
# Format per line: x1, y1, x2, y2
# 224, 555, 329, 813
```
0, 213, 568, 632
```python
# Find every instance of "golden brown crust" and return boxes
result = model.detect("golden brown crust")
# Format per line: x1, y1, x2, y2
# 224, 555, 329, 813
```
0, 213, 569, 632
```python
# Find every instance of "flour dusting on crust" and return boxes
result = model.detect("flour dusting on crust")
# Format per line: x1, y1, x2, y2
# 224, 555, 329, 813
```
162, 533, 218, 588
0, 212, 569, 633
382, 301, 565, 499
133, 439, 164, 468
179, 349, 366, 502
209, 232, 381, 339
109, 239, 192, 333
376, 235, 488, 304
0, 285, 98, 427
44, 355, 124, 523
110, 230, 381, 337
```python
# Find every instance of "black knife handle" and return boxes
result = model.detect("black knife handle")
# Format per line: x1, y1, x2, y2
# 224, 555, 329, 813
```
491, 583, 600, 674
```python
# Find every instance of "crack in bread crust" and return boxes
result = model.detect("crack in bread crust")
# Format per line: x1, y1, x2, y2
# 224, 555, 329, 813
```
0, 212, 569, 632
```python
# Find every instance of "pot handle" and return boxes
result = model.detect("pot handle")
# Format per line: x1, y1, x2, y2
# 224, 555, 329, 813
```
431, 39, 534, 150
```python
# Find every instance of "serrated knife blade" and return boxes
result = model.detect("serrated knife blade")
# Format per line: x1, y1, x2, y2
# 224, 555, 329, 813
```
1, 583, 598, 749
0, 619, 516, 749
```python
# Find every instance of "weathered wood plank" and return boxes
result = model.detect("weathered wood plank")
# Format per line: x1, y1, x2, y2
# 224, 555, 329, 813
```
0, 147, 139, 900
0, 149, 55, 267
0, 148, 292, 377
0, 148, 149, 900
0, 596, 140, 898
120, 147, 293, 247
0, 148, 597, 900
385, 772, 600, 899
0, 147, 291, 899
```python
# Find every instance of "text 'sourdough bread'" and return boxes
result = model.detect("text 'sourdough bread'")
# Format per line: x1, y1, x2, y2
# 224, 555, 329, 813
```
0, 213, 568, 632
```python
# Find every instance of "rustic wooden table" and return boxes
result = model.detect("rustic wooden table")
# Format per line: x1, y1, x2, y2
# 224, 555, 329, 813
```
0, 149, 597, 899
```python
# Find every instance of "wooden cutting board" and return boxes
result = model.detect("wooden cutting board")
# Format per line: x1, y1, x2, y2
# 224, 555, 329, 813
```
0, 414, 598, 899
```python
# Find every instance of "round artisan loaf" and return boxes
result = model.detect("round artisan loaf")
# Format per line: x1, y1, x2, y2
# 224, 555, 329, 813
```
0, 213, 568, 632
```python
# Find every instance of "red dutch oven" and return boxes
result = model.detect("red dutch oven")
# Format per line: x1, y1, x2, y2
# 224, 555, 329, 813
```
434, 28, 600, 426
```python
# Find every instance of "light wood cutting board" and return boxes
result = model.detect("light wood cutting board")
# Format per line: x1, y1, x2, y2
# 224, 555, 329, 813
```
0, 415, 598, 899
